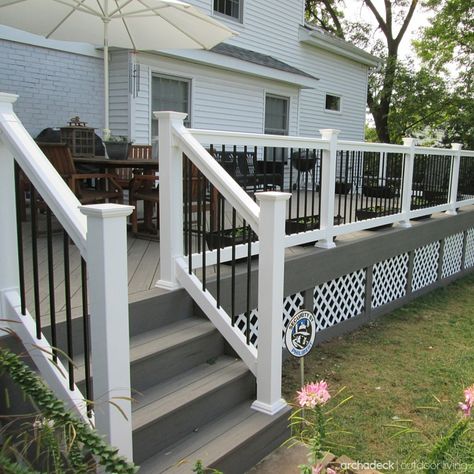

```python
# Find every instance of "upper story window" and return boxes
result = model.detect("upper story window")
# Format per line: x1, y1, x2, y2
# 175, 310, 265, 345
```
151, 74, 191, 136
325, 94, 341, 112
213, 0, 243, 22
265, 94, 289, 135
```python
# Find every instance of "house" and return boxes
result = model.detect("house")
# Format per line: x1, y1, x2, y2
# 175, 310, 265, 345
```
0, 0, 378, 143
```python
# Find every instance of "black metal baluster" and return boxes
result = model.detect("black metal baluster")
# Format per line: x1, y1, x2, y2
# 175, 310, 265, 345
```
81, 258, 93, 417
46, 208, 58, 362
30, 186, 41, 339
288, 148, 294, 220
63, 230, 74, 390
14, 163, 26, 316
187, 158, 193, 272
246, 224, 252, 345
231, 208, 237, 326
216, 193, 222, 309
200, 171, 206, 291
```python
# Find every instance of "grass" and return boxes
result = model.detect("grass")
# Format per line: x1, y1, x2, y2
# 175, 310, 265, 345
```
282, 273, 474, 472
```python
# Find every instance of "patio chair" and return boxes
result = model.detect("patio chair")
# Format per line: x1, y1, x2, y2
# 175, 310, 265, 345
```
113, 144, 153, 189
37, 143, 123, 204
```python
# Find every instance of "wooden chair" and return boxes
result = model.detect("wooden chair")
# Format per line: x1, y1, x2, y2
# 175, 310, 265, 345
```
37, 143, 123, 204
114, 144, 153, 189
129, 159, 218, 237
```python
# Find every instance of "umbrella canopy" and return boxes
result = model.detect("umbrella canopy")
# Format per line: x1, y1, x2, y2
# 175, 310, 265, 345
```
0, 0, 236, 134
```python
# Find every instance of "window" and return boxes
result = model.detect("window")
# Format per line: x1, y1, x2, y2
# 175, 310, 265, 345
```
265, 94, 289, 162
213, 0, 242, 21
325, 94, 341, 112
265, 94, 289, 135
151, 74, 190, 136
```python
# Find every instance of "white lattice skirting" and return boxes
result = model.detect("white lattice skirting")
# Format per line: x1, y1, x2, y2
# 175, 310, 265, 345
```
464, 228, 474, 269
412, 241, 440, 292
372, 253, 409, 309
442, 233, 464, 278
313, 270, 366, 331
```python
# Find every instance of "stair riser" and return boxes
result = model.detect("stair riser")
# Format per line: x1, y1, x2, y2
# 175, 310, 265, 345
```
131, 331, 224, 393
133, 372, 255, 464
212, 408, 291, 474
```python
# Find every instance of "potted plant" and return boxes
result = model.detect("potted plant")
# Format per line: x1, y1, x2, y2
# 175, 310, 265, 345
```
285, 215, 343, 245
103, 135, 131, 160
411, 197, 432, 220
362, 178, 397, 198
335, 181, 352, 194
355, 206, 397, 229
291, 151, 317, 172
205, 226, 257, 251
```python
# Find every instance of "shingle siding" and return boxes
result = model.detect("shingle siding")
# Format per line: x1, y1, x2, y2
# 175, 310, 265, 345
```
0, 39, 103, 138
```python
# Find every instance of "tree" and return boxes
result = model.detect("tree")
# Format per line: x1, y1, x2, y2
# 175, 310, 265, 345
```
305, 0, 422, 143
414, 0, 473, 147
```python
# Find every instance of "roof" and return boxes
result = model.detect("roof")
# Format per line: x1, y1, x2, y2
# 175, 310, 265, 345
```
299, 24, 380, 67
210, 43, 318, 80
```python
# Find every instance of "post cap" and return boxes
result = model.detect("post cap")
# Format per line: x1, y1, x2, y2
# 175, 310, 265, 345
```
319, 129, 341, 140
255, 191, 292, 203
153, 111, 188, 121
79, 203, 134, 219
451, 143, 463, 151
402, 137, 416, 147
0, 93, 18, 105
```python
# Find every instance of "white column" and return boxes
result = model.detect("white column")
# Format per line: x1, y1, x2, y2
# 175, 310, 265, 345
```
399, 138, 416, 228
252, 191, 291, 415
80, 203, 134, 461
0, 97, 20, 333
316, 129, 340, 249
154, 111, 188, 290
446, 143, 462, 216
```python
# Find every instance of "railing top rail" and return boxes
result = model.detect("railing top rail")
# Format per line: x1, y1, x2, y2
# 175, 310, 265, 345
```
414, 146, 458, 156
460, 150, 474, 158
189, 128, 330, 150
337, 140, 408, 154
173, 123, 260, 232
0, 94, 87, 256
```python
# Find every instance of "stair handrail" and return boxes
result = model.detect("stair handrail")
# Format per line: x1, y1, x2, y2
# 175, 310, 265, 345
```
0, 93, 133, 461
0, 93, 87, 256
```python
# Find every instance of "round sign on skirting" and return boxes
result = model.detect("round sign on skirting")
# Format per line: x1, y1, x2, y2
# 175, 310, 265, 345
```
285, 309, 316, 358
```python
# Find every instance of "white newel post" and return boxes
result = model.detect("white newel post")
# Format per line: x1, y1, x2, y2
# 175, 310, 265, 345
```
252, 191, 291, 415
447, 143, 462, 216
399, 138, 416, 228
0, 95, 20, 327
80, 204, 134, 461
316, 129, 340, 249
155, 111, 188, 290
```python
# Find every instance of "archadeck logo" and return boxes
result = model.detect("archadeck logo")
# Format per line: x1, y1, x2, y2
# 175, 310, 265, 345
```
285, 310, 316, 358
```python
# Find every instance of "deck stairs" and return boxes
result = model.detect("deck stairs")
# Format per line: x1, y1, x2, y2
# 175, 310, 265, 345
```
70, 289, 290, 473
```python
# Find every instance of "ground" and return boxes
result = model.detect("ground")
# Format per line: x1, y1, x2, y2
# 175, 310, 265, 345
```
281, 273, 474, 472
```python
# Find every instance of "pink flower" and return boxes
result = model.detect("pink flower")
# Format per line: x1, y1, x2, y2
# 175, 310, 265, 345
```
297, 380, 331, 408
459, 384, 474, 417
327, 469, 337, 474
312, 464, 323, 474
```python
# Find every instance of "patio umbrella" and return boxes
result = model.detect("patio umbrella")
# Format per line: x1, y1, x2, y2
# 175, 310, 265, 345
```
0, 0, 235, 135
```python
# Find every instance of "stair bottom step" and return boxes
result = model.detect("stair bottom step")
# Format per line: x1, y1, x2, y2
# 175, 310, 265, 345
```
138, 402, 291, 474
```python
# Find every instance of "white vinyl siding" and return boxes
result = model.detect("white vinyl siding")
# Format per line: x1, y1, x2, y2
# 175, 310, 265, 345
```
109, 51, 130, 138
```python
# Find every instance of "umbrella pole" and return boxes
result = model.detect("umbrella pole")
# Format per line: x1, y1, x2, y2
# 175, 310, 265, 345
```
103, 4, 110, 139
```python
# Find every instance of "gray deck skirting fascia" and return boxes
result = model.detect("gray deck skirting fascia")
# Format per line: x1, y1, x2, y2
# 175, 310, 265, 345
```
206, 208, 474, 314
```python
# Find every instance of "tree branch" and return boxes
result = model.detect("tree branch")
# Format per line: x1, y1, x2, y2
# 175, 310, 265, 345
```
364, 0, 388, 37
395, 0, 419, 46
321, 0, 345, 38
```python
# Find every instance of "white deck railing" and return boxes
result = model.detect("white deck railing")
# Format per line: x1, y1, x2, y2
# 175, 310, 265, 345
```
0, 93, 134, 460
157, 111, 474, 416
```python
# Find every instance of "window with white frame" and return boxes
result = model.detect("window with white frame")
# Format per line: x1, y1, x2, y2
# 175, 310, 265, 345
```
325, 94, 341, 112
265, 94, 289, 135
151, 74, 190, 136
265, 94, 289, 162
213, 0, 243, 21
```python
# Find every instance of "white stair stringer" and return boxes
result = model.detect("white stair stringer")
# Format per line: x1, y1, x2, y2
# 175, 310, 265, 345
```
175, 258, 257, 376
1, 289, 91, 424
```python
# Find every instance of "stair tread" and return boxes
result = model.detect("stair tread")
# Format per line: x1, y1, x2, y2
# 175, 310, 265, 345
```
74, 318, 216, 382
132, 356, 249, 431
138, 402, 290, 473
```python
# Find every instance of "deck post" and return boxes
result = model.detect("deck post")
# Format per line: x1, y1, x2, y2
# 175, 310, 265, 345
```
0, 96, 20, 332
446, 143, 462, 215
80, 203, 134, 461
399, 137, 416, 228
316, 129, 340, 249
252, 191, 291, 415
155, 111, 188, 290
